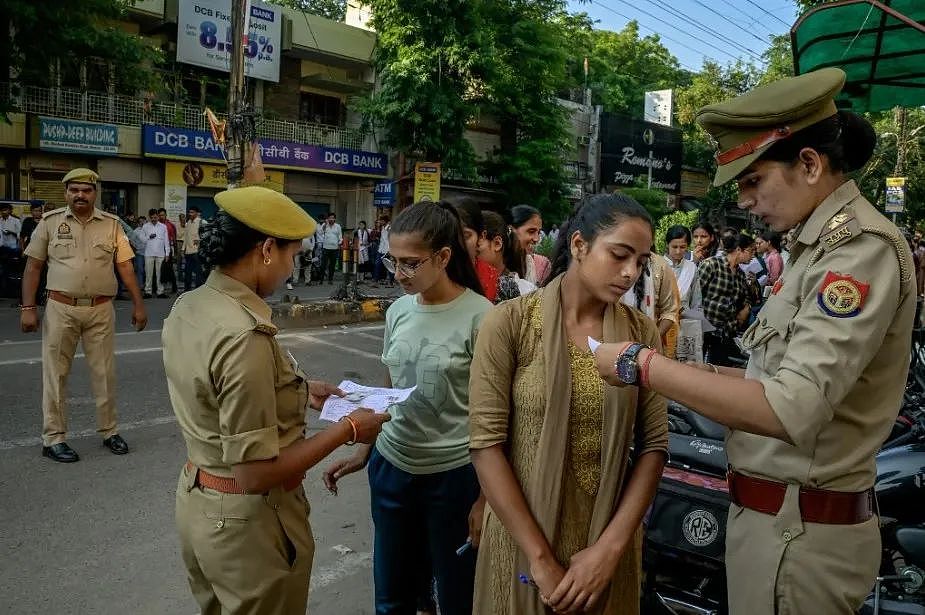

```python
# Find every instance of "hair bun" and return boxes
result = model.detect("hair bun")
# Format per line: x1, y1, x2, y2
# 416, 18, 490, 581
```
839, 111, 877, 171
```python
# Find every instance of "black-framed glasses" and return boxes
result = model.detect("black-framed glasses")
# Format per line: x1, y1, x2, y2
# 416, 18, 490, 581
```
381, 253, 436, 278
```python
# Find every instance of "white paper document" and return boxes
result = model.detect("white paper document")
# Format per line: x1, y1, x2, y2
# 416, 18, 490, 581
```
320, 380, 416, 422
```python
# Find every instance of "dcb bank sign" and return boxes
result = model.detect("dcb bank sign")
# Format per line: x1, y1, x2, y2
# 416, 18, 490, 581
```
142, 125, 388, 178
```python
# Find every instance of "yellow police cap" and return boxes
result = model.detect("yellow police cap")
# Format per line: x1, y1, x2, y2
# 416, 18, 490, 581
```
214, 186, 316, 240
696, 67, 846, 186
62, 168, 100, 185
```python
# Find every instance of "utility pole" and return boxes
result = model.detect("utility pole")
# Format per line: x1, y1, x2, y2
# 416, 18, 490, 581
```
892, 106, 908, 225
226, 0, 247, 188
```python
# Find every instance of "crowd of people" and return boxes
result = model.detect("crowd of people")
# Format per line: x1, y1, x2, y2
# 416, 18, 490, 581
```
13, 67, 921, 615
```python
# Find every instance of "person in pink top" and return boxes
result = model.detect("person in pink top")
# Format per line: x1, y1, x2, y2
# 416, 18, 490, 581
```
756, 230, 784, 288
511, 204, 551, 285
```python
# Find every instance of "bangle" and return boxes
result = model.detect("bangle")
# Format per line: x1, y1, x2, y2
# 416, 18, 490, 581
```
340, 416, 359, 445
20, 305, 36, 311
706, 363, 720, 374
639, 349, 657, 388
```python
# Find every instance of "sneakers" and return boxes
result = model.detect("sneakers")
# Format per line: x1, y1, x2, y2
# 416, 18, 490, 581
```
286, 283, 294, 290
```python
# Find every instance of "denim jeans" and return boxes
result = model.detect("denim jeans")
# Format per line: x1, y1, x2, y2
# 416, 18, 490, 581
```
184, 254, 204, 290
134, 254, 145, 290
368, 447, 479, 615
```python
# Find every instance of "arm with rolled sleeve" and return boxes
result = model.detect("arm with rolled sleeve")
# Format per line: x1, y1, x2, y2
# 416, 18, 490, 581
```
212, 329, 280, 465
762, 236, 901, 453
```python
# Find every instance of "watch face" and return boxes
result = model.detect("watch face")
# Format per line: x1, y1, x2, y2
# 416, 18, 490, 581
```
617, 357, 637, 384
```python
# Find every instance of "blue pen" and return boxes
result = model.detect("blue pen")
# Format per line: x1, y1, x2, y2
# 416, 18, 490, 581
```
455, 539, 472, 556
518, 573, 538, 588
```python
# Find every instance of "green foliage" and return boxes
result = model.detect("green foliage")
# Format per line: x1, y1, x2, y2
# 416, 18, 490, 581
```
654, 209, 701, 254
274, 0, 348, 21
558, 19, 682, 115
618, 186, 670, 221
358, 0, 484, 176
479, 0, 573, 220
0, 0, 163, 102
535, 235, 556, 257
362, 0, 574, 218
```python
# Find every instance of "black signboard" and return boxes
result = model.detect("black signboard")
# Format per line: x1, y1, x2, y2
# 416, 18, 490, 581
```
600, 113, 683, 193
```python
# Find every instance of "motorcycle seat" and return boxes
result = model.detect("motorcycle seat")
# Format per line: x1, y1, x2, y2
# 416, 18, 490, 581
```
669, 403, 727, 441
897, 527, 925, 567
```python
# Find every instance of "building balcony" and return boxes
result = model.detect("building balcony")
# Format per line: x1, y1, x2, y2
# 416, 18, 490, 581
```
0, 82, 366, 151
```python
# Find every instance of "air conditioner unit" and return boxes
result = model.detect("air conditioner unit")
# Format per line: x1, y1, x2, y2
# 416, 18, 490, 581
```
577, 135, 591, 146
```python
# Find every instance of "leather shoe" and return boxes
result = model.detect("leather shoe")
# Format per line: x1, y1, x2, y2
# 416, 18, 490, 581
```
42, 442, 80, 463
103, 434, 129, 455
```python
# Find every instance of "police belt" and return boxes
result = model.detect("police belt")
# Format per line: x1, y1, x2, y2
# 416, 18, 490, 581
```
186, 462, 303, 495
727, 469, 874, 525
48, 291, 112, 307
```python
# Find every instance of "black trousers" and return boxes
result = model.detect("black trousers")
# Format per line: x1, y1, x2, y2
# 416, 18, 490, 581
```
322, 248, 338, 282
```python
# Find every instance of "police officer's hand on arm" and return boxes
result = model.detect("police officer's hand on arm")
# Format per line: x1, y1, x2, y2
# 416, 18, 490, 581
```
594, 343, 790, 442
20, 256, 44, 333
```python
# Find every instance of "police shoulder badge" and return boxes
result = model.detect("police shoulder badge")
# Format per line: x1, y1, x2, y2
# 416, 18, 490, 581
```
817, 271, 869, 318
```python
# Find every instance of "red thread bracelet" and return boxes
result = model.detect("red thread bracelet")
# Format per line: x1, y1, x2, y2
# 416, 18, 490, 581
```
639, 349, 657, 388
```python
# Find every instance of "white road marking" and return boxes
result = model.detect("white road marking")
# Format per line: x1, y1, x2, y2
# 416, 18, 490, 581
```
286, 333, 381, 360
309, 550, 373, 591
0, 346, 162, 367
352, 332, 384, 342
0, 414, 177, 450
0, 328, 163, 347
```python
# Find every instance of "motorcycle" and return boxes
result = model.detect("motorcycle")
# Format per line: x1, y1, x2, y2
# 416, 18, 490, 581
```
642, 392, 925, 615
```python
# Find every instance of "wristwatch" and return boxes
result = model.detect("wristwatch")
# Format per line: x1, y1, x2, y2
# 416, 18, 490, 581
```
615, 343, 650, 385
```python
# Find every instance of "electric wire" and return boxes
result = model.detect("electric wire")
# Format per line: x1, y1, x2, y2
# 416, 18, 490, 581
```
743, 0, 792, 28
604, 0, 751, 63
686, 0, 772, 46
589, 1, 706, 71
640, 0, 766, 63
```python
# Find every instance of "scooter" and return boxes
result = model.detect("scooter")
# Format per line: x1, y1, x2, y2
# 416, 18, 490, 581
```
643, 395, 925, 615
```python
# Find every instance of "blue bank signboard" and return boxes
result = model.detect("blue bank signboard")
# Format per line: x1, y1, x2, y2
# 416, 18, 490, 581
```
142, 125, 388, 178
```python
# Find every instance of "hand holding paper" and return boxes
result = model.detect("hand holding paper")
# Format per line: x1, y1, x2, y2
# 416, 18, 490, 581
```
320, 380, 416, 422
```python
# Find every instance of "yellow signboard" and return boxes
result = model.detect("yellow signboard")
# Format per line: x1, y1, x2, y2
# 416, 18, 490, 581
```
413, 162, 441, 203
165, 161, 285, 192
885, 176, 906, 214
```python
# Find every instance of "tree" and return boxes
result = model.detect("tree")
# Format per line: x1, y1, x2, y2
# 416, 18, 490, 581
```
674, 60, 760, 213
0, 0, 162, 104
478, 0, 573, 219
358, 0, 485, 177
274, 0, 348, 21
758, 35, 794, 85
567, 21, 681, 115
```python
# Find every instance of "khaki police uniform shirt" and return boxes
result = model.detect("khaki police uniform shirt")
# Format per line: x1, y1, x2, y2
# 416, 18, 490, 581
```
163, 270, 308, 477
733, 180, 915, 491
24, 207, 134, 298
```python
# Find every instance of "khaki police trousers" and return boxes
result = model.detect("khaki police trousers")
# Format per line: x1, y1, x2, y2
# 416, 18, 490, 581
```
175, 464, 316, 615
41, 298, 118, 446
726, 495, 881, 615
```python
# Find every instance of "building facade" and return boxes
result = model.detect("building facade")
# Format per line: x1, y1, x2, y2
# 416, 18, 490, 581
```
0, 0, 389, 228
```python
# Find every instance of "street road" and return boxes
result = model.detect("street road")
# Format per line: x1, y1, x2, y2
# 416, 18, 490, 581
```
0, 295, 389, 614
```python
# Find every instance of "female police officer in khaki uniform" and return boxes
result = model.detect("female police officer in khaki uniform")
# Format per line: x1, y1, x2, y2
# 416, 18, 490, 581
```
163, 186, 390, 614
594, 68, 915, 614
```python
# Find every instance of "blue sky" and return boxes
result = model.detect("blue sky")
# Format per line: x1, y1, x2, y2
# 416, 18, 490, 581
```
567, 0, 800, 72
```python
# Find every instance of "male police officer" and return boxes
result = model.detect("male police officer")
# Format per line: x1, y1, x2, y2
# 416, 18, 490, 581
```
21, 168, 148, 462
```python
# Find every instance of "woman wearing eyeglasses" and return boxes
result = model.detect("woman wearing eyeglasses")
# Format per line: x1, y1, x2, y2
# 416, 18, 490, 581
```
323, 201, 491, 614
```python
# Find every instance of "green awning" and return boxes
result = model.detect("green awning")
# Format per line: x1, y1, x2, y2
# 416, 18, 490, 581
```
791, 0, 925, 112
